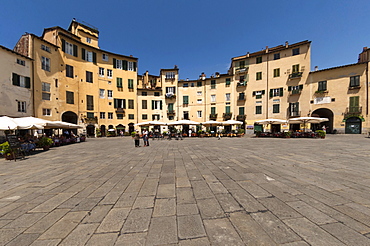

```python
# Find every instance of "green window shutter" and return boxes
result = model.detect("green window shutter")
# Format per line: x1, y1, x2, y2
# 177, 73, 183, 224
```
299, 84, 303, 90
73, 44, 78, 57
113, 58, 116, 68
152, 100, 155, 110
123, 60, 128, 70
239, 107, 245, 115
280, 88, 283, 96
168, 103, 173, 111
160, 101, 163, 110
225, 106, 230, 113
81, 48, 86, 60
123, 99, 126, 109
269, 89, 273, 97
133, 62, 137, 71
25, 77, 31, 88
116, 78, 121, 88
211, 107, 216, 114
288, 86, 292, 91
252, 91, 256, 96
93, 52, 97, 64
226, 78, 231, 85
61, 39, 66, 52
183, 96, 189, 104
12, 73, 20, 86
262, 90, 265, 95
114, 99, 117, 108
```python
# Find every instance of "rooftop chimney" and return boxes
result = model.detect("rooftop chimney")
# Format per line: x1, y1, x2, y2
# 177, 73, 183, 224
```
246, 52, 250, 57
285, 41, 289, 48
314, 66, 318, 71
265, 46, 269, 53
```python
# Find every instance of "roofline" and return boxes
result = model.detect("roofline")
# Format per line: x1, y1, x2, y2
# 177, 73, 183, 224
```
232, 40, 311, 61
0, 44, 33, 60
28, 33, 59, 48
309, 62, 367, 74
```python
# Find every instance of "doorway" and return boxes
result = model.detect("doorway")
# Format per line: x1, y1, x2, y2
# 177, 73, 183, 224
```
345, 117, 362, 134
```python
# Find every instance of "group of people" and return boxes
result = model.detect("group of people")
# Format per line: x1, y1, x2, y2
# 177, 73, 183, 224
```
134, 129, 150, 147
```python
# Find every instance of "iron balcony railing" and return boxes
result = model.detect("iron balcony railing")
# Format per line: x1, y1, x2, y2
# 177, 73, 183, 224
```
289, 72, 303, 79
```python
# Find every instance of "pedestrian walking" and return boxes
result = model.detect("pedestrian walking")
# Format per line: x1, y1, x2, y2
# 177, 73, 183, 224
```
143, 129, 149, 146
120, 130, 124, 137
188, 129, 192, 137
134, 130, 140, 147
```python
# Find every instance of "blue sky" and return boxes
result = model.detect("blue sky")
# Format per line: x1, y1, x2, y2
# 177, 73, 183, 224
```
1, 0, 370, 79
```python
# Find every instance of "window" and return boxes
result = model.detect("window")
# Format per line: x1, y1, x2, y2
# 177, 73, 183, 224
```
350, 76, 360, 87
292, 48, 300, 56
62, 40, 77, 57
87, 112, 94, 119
154, 92, 160, 97
41, 56, 50, 71
108, 112, 113, 119
256, 56, 262, 64
117, 114, 124, 119
128, 99, 134, 109
211, 107, 216, 115
239, 76, 245, 83
66, 65, 74, 78
318, 81, 327, 91
99, 89, 105, 98
183, 111, 189, 120
142, 100, 147, 109
86, 95, 94, 110
211, 94, 216, 102
107, 69, 112, 78
100, 112, 106, 119
128, 79, 134, 89
168, 103, 174, 112
349, 96, 360, 113
238, 92, 245, 100
191, 83, 194, 87
253, 90, 265, 99
197, 91, 202, 96
114, 99, 126, 108
197, 111, 202, 118
288, 85, 303, 94
273, 68, 280, 77
166, 87, 175, 94
128, 61, 135, 71
107, 90, 113, 99
82, 49, 96, 63
211, 80, 216, 89
142, 92, 147, 96
66, 91, 74, 104
225, 93, 231, 101
43, 108, 51, 116
270, 88, 283, 97
197, 99, 202, 104
86, 71, 93, 83
17, 101, 26, 112
55, 79, 58, 88
115, 59, 123, 69
41, 44, 51, 52
99, 67, 104, 77
239, 107, 245, 115
274, 53, 280, 60
239, 60, 246, 68
292, 64, 299, 73
152, 100, 162, 110
86, 37, 91, 43
142, 114, 148, 120
255, 105, 262, 114
273, 104, 280, 113
225, 106, 231, 113
197, 81, 202, 87
116, 78, 123, 88
183, 95, 189, 105
183, 83, 188, 88
226, 78, 231, 86
152, 114, 160, 120
16, 59, 25, 66
12, 73, 30, 88
102, 54, 109, 61
165, 72, 175, 79
256, 72, 262, 80
289, 102, 299, 116
42, 82, 51, 100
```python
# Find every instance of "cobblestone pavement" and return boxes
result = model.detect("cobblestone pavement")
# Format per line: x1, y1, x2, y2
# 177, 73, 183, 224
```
1, 135, 370, 245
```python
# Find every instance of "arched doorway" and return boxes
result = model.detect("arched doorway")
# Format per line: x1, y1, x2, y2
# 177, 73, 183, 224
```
345, 117, 362, 134
128, 123, 135, 134
62, 111, 78, 124
116, 124, 125, 135
86, 124, 95, 137
311, 108, 334, 133
100, 125, 106, 137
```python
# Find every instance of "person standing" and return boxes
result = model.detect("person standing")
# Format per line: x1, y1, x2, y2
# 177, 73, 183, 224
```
134, 130, 140, 147
188, 129, 192, 137
143, 129, 149, 146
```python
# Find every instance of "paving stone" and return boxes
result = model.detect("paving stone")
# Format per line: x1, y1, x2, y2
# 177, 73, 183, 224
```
29, 239, 62, 246
59, 223, 98, 246
179, 237, 210, 246
238, 180, 272, 198
153, 198, 176, 217
334, 205, 370, 226
176, 177, 191, 188
29, 193, 76, 213
177, 203, 198, 216
207, 181, 229, 194
114, 192, 138, 208
146, 216, 177, 245
3, 212, 47, 228
197, 198, 225, 219
71, 197, 102, 211
0, 228, 26, 245
138, 178, 159, 196
280, 241, 310, 246
203, 218, 244, 245
99, 191, 122, 205
284, 217, 345, 246
321, 222, 370, 246
5, 232, 40, 246
24, 209, 70, 234
157, 184, 176, 198
85, 232, 118, 246
177, 188, 195, 204
121, 208, 152, 233
115, 232, 147, 245
82, 205, 112, 223
287, 200, 337, 225
178, 214, 206, 239
258, 197, 302, 220
229, 189, 266, 213
96, 207, 130, 233
132, 196, 155, 209
191, 180, 215, 200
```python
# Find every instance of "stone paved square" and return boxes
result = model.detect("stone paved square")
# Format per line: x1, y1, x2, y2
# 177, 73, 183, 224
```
0, 135, 370, 245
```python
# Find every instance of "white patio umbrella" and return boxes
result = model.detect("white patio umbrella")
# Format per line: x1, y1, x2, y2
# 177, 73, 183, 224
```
134, 121, 166, 126
0, 116, 18, 130
221, 120, 244, 125
255, 119, 287, 125
167, 120, 200, 126
52, 121, 83, 129
15, 117, 61, 129
202, 120, 223, 127
288, 117, 329, 131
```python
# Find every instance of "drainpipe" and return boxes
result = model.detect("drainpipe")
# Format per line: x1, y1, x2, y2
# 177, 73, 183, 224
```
366, 61, 369, 116
266, 47, 269, 119
31, 35, 36, 117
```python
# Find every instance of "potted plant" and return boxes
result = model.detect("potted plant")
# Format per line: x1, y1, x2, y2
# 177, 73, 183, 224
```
315, 130, 326, 139
0, 141, 13, 160
38, 137, 53, 150
284, 131, 292, 138
198, 130, 205, 138
255, 131, 262, 138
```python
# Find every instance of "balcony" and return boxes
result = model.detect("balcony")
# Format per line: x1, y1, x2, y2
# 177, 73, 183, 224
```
236, 115, 246, 121
344, 106, 362, 117
288, 111, 301, 118
237, 81, 247, 87
223, 113, 232, 120
115, 108, 125, 113
167, 110, 176, 115
209, 113, 217, 120
165, 93, 176, 99
289, 72, 303, 79
235, 67, 249, 74
290, 89, 301, 95
238, 96, 246, 101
